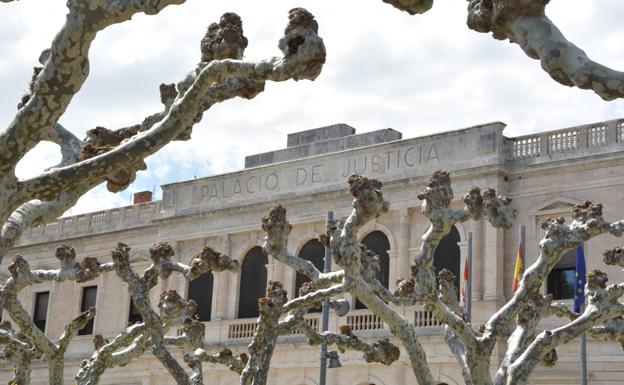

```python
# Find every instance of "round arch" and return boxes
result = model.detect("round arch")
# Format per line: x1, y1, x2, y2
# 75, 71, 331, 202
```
355, 230, 391, 310
354, 373, 386, 385
291, 231, 323, 256
357, 221, 396, 252
184, 252, 215, 322
436, 373, 460, 385
453, 222, 468, 243
233, 239, 269, 264
237, 246, 268, 319
433, 225, 461, 296
294, 239, 325, 312
187, 270, 214, 322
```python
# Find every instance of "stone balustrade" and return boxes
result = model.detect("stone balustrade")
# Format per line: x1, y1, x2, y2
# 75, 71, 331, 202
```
226, 316, 321, 340
346, 310, 385, 331
17, 201, 161, 246
414, 309, 441, 328
506, 118, 624, 160
65, 308, 440, 358
210, 306, 443, 345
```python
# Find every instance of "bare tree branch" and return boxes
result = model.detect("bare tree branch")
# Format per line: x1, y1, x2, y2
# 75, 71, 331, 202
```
466, 0, 624, 100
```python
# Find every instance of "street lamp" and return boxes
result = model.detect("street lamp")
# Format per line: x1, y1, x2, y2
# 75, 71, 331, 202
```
328, 298, 350, 317
319, 211, 349, 385
326, 351, 342, 368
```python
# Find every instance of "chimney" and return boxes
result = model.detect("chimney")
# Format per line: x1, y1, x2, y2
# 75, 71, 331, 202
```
133, 191, 152, 204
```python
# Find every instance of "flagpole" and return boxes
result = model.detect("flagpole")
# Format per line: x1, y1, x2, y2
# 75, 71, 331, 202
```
319, 211, 333, 385
467, 232, 473, 324
580, 316, 587, 385
520, 225, 525, 270
579, 244, 587, 385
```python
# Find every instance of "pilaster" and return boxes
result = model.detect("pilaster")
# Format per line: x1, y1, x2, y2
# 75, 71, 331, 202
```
394, 208, 412, 288
213, 234, 231, 320
483, 224, 505, 302
471, 217, 484, 301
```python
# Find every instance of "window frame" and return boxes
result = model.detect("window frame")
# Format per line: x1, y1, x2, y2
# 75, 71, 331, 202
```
355, 230, 391, 310
294, 239, 325, 313
78, 285, 98, 336
237, 246, 268, 319
33, 290, 50, 333
534, 207, 589, 302
187, 270, 215, 322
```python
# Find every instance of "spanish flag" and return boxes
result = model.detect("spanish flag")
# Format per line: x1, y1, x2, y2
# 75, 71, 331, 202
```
512, 241, 524, 292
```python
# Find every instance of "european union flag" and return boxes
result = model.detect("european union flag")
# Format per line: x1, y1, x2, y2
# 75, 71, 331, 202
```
574, 245, 586, 314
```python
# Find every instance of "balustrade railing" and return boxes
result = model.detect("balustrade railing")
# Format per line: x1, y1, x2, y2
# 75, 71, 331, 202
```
507, 118, 623, 160
226, 316, 320, 340
217, 307, 443, 343
588, 124, 608, 147
346, 311, 384, 331
414, 309, 441, 328
510, 136, 541, 159
618, 120, 624, 143
290, 317, 320, 335
18, 201, 161, 245
227, 320, 257, 340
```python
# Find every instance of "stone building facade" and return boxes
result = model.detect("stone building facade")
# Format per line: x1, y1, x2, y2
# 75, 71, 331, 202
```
3, 118, 624, 384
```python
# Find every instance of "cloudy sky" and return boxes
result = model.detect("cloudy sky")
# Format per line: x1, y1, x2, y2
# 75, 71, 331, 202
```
1, 0, 623, 215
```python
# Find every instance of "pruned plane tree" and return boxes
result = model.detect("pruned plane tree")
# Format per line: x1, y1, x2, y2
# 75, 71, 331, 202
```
1, 0, 624, 385
263, 171, 624, 385
0, 1, 326, 384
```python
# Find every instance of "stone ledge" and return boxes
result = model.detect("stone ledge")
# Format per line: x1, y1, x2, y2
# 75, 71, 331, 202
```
245, 127, 402, 168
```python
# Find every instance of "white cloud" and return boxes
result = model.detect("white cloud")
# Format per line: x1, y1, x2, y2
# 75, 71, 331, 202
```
1, 0, 624, 215
14, 141, 61, 180
65, 184, 132, 216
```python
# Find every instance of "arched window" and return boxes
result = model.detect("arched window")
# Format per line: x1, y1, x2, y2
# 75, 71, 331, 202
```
294, 239, 325, 312
433, 226, 461, 297
355, 231, 390, 310
238, 247, 268, 319
188, 271, 214, 321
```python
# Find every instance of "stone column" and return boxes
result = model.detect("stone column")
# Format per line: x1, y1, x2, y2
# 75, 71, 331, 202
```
387, 250, 400, 290
483, 225, 504, 302
227, 240, 242, 319
271, 259, 286, 288
458, 239, 468, 289
471, 218, 483, 301
395, 208, 412, 285
227, 270, 240, 319
282, 266, 295, 296
213, 234, 231, 320
265, 262, 276, 283
173, 241, 187, 297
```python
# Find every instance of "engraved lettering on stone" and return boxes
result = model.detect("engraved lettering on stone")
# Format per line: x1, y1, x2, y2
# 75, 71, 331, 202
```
371, 154, 381, 172
296, 168, 308, 186
427, 144, 439, 162
265, 173, 279, 190
246, 176, 256, 193
311, 165, 322, 183
197, 142, 440, 205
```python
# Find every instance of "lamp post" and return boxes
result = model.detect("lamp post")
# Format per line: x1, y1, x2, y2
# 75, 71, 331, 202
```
319, 211, 349, 385
319, 211, 333, 385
